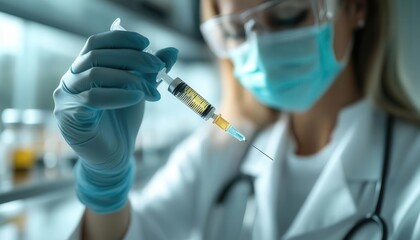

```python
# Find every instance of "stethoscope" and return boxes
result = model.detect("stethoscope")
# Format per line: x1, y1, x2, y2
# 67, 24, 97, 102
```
215, 115, 394, 239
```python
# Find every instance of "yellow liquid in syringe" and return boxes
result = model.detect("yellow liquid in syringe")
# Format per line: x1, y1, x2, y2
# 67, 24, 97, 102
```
169, 77, 245, 142
173, 84, 213, 118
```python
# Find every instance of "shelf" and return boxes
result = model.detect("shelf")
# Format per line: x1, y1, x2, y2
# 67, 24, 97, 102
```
0, 0, 211, 62
0, 167, 74, 204
0, 148, 173, 205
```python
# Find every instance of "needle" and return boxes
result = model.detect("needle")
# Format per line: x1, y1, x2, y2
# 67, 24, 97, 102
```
245, 140, 274, 161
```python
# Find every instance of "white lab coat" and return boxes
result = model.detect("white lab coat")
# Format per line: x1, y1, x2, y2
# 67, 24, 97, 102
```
70, 99, 420, 240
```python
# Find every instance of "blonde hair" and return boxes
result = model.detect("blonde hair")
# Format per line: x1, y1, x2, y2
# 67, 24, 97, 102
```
353, 0, 420, 124
201, 0, 420, 125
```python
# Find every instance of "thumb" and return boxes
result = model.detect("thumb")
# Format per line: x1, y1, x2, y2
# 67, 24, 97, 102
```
155, 47, 178, 72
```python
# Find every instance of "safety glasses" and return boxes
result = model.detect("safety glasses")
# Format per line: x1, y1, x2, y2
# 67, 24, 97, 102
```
200, 0, 339, 58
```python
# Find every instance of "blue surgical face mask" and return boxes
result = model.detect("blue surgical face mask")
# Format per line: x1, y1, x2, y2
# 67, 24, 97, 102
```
230, 22, 350, 112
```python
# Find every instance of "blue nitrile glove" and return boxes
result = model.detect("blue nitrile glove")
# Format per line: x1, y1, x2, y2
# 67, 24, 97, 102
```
53, 30, 178, 214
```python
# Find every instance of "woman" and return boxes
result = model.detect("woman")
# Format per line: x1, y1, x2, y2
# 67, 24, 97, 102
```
54, 0, 420, 239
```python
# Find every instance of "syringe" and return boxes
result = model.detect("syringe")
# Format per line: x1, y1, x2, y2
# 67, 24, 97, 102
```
110, 18, 246, 142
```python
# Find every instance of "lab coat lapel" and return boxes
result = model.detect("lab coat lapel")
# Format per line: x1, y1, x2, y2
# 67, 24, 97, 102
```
284, 101, 385, 239
241, 116, 289, 240
283, 132, 357, 239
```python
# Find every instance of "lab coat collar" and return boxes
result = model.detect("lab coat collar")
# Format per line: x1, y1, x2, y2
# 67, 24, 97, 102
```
241, 99, 384, 180
331, 99, 385, 181
241, 115, 289, 240
241, 99, 385, 239
283, 129, 358, 239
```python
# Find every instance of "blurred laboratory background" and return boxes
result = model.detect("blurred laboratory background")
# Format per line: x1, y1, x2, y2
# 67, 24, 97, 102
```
0, 0, 419, 239
0, 0, 220, 239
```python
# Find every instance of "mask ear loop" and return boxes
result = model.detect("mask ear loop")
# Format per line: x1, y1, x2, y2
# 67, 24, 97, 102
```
340, 37, 354, 66
311, 0, 322, 25
327, 14, 354, 67
324, 0, 353, 66
328, 3, 354, 66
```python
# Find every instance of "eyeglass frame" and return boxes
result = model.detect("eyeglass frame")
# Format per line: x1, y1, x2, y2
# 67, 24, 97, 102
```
200, 0, 340, 58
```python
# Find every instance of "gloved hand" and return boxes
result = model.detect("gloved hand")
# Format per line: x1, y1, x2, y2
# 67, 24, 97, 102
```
53, 30, 178, 213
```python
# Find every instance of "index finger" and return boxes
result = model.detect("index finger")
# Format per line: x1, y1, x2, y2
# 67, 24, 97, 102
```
80, 31, 150, 55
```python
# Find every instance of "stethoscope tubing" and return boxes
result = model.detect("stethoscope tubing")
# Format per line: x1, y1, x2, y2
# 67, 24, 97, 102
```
344, 115, 393, 239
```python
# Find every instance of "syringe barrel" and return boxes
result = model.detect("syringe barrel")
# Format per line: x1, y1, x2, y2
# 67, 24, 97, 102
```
168, 78, 215, 120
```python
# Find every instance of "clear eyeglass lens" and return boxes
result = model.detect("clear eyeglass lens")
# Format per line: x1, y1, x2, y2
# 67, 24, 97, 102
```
220, 0, 316, 37
201, 0, 328, 58
250, 0, 315, 32
223, 0, 315, 42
